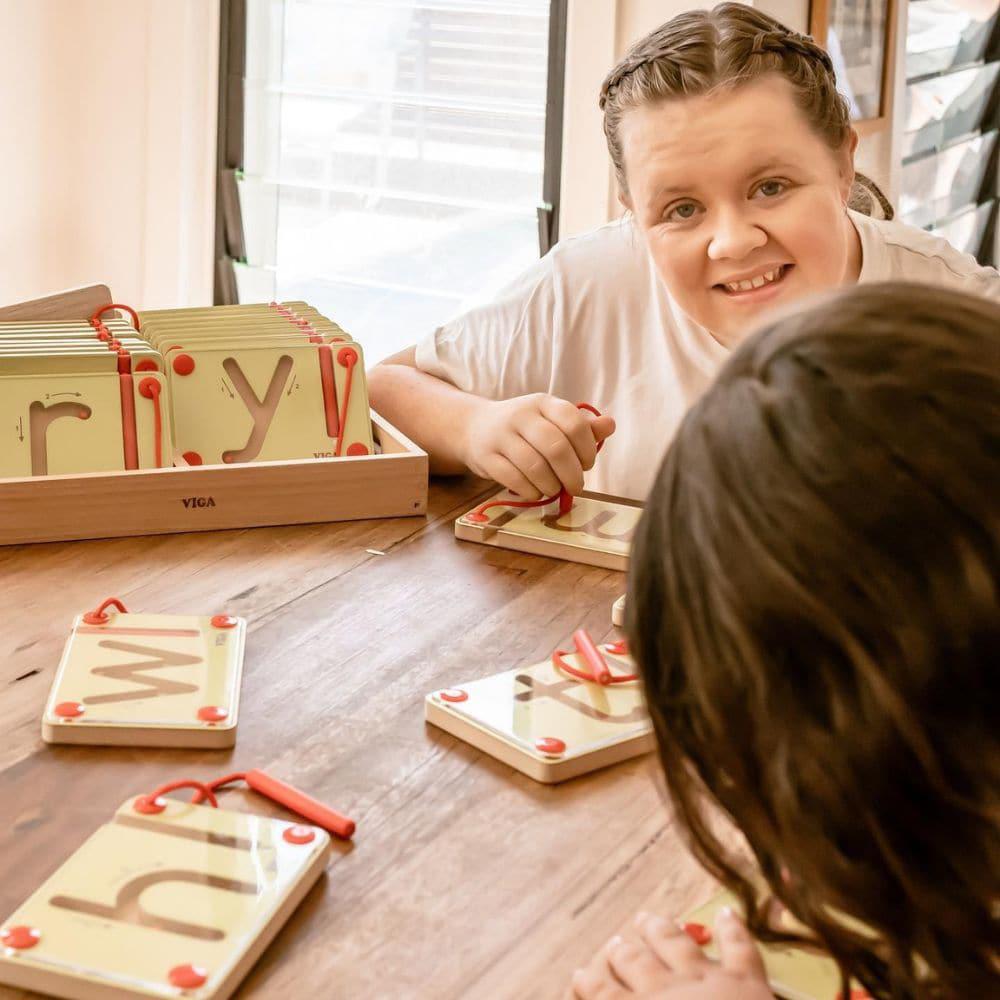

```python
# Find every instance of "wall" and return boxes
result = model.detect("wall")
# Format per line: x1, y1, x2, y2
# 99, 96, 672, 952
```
558, 0, 900, 239
0, 0, 219, 310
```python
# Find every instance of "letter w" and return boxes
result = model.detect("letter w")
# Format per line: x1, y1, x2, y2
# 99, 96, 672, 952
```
82, 641, 203, 705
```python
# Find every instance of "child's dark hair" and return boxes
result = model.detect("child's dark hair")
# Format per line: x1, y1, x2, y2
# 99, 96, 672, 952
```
627, 283, 1000, 998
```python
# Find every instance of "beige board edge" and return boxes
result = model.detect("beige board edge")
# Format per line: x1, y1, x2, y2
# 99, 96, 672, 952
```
0, 834, 330, 1000
611, 595, 626, 628
454, 517, 629, 573
425, 695, 655, 784
41, 719, 238, 749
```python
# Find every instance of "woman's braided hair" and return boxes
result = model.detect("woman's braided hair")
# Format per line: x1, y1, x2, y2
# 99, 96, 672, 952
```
600, 3, 851, 194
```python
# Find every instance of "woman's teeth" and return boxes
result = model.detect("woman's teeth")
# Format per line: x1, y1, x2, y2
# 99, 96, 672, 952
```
723, 266, 783, 293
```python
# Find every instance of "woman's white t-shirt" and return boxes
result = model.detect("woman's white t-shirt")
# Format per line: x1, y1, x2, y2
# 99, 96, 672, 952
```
415, 210, 999, 500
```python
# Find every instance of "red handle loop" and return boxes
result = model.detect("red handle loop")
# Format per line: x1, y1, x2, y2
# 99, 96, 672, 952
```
83, 597, 129, 625
137, 378, 165, 467
466, 402, 605, 524
334, 348, 358, 457
90, 302, 141, 331
137, 769, 356, 840
552, 628, 637, 685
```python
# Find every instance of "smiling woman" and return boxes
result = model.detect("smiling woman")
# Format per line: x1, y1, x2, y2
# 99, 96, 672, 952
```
613, 75, 861, 346
368, 3, 999, 504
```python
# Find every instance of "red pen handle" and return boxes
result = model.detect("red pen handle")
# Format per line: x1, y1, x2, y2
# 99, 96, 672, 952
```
573, 629, 611, 684
245, 769, 356, 840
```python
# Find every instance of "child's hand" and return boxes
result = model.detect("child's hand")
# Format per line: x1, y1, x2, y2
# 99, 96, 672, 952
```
461, 394, 616, 499
568, 908, 774, 999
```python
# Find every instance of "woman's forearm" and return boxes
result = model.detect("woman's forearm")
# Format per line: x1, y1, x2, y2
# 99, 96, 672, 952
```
368, 360, 484, 475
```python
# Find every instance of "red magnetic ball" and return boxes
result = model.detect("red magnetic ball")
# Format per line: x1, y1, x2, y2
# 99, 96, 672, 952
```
683, 922, 712, 946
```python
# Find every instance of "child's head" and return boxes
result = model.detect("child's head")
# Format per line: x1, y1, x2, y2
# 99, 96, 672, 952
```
600, 4, 859, 345
627, 283, 999, 998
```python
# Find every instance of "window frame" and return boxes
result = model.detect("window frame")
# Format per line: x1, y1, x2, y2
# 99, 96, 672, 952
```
212, 0, 568, 303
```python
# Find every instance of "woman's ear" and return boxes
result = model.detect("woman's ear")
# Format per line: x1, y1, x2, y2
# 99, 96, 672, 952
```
838, 129, 859, 204
618, 188, 634, 215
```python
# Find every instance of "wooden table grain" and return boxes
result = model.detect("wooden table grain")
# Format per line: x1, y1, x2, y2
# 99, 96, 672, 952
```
0, 478, 714, 1000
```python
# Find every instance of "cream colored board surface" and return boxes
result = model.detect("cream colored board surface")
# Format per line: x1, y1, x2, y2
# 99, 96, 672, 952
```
425, 646, 653, 783
612, 594, 626, 627
165, 342, 372, 464
0, 798, 330, 1000
43, 611, 246, 748
0, 373, 126, 477
683, 892, 851, 1000
455, 490, 641, 571
0, 371, 171, 477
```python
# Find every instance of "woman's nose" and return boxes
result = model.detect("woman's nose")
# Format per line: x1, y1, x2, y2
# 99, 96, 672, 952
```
706, 209, 768, 261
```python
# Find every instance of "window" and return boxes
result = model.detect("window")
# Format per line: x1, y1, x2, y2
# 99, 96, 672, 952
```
221, 0, 563, 361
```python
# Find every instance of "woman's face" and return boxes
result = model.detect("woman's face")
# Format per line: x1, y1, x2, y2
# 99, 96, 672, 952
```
619, 75, 860, 346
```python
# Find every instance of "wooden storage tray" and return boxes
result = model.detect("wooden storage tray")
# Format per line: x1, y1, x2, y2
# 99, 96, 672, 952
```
0, 413, 427, 547
0, 285, 428, 546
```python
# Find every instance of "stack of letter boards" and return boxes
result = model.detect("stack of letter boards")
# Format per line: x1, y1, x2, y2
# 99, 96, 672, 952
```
0, 302, 373, 478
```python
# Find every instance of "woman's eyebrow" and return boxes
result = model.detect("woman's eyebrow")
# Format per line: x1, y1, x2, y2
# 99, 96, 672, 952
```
651, 182, 694, 201
746, 158, 794, 176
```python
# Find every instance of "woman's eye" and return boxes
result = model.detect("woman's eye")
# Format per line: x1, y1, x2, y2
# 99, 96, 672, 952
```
755, 179, 787, 198
665, 201, 701, 222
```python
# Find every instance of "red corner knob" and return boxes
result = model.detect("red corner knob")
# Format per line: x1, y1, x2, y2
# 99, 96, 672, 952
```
197, 706, 228, 723
535, 737, 566, 756
211, 615, 238, 629
1, 925, 40, 949
54, 701, 84, 719
346, 443, 369, 456
172, 353, 196, 376
134, 795, 166, 815
168, 964, 208, 989
283, 825, 317, 845
439, 689, 468, 703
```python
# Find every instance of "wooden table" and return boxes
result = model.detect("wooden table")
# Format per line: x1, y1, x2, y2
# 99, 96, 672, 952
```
0, 479, 714, 1000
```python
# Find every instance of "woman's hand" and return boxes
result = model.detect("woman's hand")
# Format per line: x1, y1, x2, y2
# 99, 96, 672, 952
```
460, 394, 616, 499
568, 908, 773, 1000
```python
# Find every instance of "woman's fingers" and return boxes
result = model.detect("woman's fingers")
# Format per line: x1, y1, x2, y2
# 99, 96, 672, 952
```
570, 939, 630, 1000
635, 913, 712, 976
715, 908, 768, 980
501, 434, 563, 498
540, 397, 600, 471
484, 454, 543, 500
605, 936, 677, 992
589, 413, 616, 445
517, 417, 586, 495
